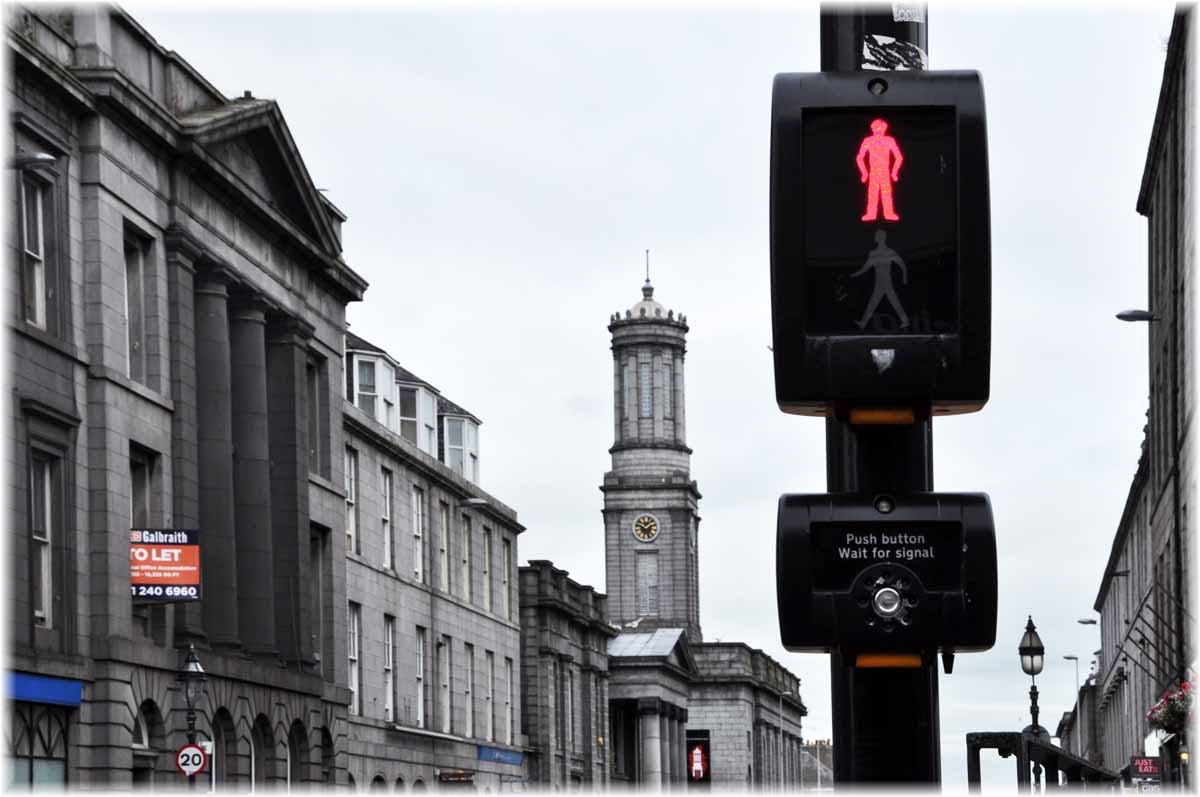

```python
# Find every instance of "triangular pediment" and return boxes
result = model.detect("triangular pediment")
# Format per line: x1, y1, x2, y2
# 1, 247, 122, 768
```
178, 99, 339, 254
609, 628, 698, 677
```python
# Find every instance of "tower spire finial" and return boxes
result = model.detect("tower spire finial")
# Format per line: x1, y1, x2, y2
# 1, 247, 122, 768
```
643, 249, 653, 299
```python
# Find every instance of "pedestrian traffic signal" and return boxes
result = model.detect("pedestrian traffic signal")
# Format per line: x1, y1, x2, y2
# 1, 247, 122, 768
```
770, 71, 990, 419
776, 492, 997, 653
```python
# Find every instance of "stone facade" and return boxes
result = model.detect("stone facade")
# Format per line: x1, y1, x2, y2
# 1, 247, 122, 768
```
7, 4, 366, 788
688, 644, 805, 790
342, 334, 526, 791
518, 560, 616, 790
1092, 5, 1195, 786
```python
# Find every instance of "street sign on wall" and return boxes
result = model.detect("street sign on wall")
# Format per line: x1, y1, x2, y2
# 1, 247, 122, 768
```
130, 529, 201, 603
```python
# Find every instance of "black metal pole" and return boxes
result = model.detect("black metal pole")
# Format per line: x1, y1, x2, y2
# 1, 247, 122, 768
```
188, 709, 197, 792
820, 3, 938, 785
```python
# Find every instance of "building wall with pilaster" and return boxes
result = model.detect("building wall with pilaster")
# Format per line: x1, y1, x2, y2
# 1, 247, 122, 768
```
7, 5, 363, 789
518, 560, 615, 790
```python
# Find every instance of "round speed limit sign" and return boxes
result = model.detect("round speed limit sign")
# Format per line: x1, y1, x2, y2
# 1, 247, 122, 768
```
175, 743, 208, 777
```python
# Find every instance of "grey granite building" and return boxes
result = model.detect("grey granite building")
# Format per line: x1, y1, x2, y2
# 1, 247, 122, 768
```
342, 332, 526, 792
7, 4, 365, 788
1090, 5, 1195, 786
518, 560, 616, 790
601, 280, 806, 790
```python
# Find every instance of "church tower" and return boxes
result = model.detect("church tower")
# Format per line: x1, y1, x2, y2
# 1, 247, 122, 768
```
602, 277, 702, 641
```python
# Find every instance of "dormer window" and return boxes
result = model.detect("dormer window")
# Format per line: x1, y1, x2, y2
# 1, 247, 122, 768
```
356, 360, 376, 417
399, 388, 418, 444
446, 419, 465, 475
442, 417, 480, 483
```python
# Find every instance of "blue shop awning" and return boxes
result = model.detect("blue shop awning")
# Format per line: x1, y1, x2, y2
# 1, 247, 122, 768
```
8, 672, 83, 706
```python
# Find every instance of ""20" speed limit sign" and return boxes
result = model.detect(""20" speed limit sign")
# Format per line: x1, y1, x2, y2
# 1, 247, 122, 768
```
176, 743, 208, 777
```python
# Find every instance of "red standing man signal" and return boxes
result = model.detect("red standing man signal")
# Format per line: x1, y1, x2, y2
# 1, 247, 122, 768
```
856, 118, 903, 222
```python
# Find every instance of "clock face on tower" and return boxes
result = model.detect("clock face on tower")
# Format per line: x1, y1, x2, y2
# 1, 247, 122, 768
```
632, 514, 660, 543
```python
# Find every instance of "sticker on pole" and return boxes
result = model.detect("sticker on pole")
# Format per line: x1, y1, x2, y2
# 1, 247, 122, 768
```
176, 743, 207, 777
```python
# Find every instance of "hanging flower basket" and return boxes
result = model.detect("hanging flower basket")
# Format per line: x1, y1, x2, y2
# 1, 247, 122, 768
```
1147, 681, 1191, 735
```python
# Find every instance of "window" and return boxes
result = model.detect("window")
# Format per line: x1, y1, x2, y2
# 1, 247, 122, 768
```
446, 419, 465, 475
502, 538, 513, 621
565, 666, 573, 751
416, 626, 427, 728
124, 233, 149, 384
306, 355, 330, 478
8, 702, 68, 787
20, 175, 46, 329
130, 446, 160, 640
29, 453, 56, 628
412, 486, 426, 582
460, 515, 472, 602
422, 392, 438, 454
357, 360, 377, 418
345, 448, 358, 555
467, 423, 479, 483
384, 398, 394, 430
384, 616, 396, 722
485, 651, 496, 742
505, 657, 515, 745
438, 502, 450, 592
663, 356, 673, 417
438, 636, 452, 734
348, 603, 361, 715
637, 552, 659, 615
639, 361, 652, 417
482, 528, 493, 613
310, 525, 331, 678
464, 643, 476, 738
382, 469, 394, 569
399, 388, 418, 444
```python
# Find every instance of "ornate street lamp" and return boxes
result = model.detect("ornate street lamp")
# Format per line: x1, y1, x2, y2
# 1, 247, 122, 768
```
178, 644, 207, 790
1019, 617, 1048, 789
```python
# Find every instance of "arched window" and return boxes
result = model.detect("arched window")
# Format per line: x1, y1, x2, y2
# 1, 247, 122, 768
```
250, 715, 273, 791
412, 779, 426, 791
348, 772, 357, 792
370, 775, 387, 791
211, 709, 237, 790
395, 776, 405, 793
287, 720, 308, 791
321, 727, 335, 787
131, 700, 165, 789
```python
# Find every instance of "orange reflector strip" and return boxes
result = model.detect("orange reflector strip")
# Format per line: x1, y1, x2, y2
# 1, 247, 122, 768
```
855, 653, 923, 669
849, 407, 916, 425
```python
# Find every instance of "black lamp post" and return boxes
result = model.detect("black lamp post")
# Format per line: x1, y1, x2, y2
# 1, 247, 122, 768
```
1019, 616, 1046, 730
178, 644, 207, 790
1019, 616, 1047, 790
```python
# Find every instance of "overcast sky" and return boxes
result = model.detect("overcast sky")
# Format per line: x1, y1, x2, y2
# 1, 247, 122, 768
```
123, 1, 1175, 788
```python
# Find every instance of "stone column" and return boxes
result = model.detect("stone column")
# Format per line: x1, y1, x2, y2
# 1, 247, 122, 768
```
659, 709, 670, 790
230, 296, 276, 657
639, 698, 662, 790
164, 229, 204, 642
194, 268, 240, 648
667, 708, 680, 786
267, 316, 316, 667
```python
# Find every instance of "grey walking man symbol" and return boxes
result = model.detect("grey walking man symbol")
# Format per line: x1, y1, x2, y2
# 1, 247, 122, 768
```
852, 229, 909, 329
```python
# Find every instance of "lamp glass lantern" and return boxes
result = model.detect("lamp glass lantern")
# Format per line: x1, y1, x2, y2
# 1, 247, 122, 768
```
179, 644, 207, 712
1019, 616, 1044, 676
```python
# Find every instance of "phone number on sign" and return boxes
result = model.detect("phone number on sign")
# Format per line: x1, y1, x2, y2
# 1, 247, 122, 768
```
130, 585, 199, 598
